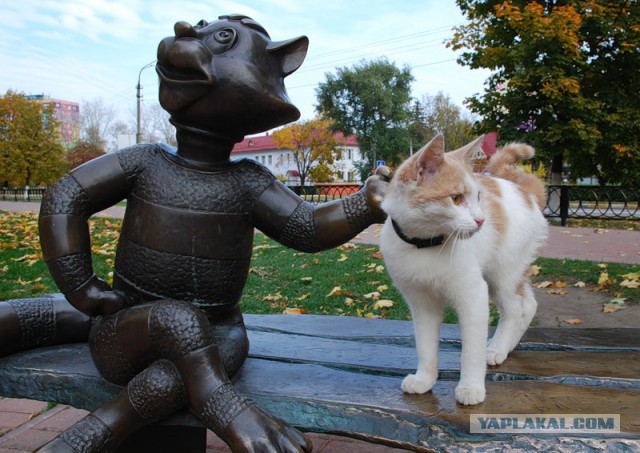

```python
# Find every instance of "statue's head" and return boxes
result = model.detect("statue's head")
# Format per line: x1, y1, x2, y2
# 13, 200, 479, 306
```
156, 15, 308, 138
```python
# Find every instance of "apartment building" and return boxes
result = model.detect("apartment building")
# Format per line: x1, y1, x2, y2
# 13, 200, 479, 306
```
26, 94, 80, 147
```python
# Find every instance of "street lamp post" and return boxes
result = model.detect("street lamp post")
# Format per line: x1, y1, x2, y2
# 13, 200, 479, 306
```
136, 61, 156, 144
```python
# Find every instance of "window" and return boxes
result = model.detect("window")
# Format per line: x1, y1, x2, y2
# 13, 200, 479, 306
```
268, 155, 272, 165
348, 149, 353, 160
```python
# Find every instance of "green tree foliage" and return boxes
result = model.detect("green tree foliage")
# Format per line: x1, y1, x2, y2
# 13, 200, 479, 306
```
315, 58, 414, 175
449, 0, 640, 185
0, 90, 66, 187
272, 118, 339, 186
66, 140, 106, 171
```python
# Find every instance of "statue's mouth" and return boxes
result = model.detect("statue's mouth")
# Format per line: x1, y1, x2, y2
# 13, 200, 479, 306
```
156, 63, 212, 85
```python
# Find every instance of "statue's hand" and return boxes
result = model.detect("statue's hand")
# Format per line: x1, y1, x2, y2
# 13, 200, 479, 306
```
362, 165, 392, 223
66, 275, 135, 316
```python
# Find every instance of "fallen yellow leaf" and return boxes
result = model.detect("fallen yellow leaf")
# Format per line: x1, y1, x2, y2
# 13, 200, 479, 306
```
563, 318, 583, 325
326, 287, 342, 297
344, 298, 354, 306
602, 303, 624, 313
527, 265, 541, 276
364, 291, 381, 300
546, 288, 568, 295
376, 284, 389, 292
598, 272, 611, 288
574, 281, 586, 288
337, 254, 348, 262
536, 281, 554, 288
620, 279, 640, 289
296, 293, 311, 301
621, 272, 640, 281
373, 300, 394, 310
283, 307, 307, 315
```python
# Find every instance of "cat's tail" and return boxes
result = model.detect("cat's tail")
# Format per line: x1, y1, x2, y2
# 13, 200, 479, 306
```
486, 143, 547, 210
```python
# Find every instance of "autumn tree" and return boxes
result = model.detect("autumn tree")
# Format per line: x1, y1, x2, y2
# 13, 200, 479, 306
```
449, 0, 640, 185
416, 92, 477, 150
0, 90, 66, 187
66, 140, 106, 170
315, 58, 414, 176
272, 118, 339, 186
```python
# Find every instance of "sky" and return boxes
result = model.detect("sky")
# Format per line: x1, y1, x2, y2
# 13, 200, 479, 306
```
0, 0, 492, 130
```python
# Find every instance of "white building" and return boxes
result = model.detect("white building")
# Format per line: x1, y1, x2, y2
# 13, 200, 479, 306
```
231, 133, 363, 183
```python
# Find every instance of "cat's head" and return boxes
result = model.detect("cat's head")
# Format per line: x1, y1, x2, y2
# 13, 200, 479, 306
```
156, 15, 308, 137
382, 135, 486, 241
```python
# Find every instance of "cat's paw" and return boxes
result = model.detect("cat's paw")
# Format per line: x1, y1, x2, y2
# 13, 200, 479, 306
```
455, 385, 486, 405
401, 373, 436, 394
487, 349, 508, 366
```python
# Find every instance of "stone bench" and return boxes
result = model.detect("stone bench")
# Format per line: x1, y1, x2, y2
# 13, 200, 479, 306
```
0, 313, 639, 452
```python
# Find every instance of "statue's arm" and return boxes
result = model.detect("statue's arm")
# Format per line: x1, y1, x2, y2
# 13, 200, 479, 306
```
252, 172, 388, 252
38, 151, 138, 316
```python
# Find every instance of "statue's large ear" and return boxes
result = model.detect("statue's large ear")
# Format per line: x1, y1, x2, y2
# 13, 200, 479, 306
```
267, 36, 309, 76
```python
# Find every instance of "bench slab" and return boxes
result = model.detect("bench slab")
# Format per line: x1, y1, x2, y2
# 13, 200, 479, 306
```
0, 314, 638, 452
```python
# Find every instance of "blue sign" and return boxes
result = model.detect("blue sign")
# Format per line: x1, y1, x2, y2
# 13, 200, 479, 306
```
376, 160, 386, 167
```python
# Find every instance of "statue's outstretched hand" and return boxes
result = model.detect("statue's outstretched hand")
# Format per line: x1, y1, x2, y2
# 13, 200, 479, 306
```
362, 165, 392, 223
66, 276, 135, 316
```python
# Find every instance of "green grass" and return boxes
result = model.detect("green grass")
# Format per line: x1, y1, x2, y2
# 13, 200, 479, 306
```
1, 212, 638, 325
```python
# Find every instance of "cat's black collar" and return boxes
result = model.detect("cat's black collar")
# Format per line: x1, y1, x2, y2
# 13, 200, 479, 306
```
391, 219, 445, 248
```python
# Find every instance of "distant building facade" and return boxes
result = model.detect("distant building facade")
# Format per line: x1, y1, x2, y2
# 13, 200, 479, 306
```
26, 95, 80, 147
231, 133, 363, 183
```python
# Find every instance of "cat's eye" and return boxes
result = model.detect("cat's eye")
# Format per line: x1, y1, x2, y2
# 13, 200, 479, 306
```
451, 194, 463, 205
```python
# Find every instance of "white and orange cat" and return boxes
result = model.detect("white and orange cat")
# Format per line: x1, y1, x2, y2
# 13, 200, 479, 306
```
380, 135, 548, 405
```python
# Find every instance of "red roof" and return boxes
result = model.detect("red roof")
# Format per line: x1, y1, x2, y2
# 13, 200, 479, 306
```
232, 132, 359, 154
232, 135, 277, 153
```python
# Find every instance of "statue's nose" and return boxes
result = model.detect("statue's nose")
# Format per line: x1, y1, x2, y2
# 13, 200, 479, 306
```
174, 21, 197, 38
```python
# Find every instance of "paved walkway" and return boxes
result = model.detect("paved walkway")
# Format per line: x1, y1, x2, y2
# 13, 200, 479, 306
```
0, 200, 638, 451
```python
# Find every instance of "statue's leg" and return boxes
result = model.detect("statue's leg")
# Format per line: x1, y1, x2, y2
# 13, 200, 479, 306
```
37, 299, 310, 452
0, 295, 91, 357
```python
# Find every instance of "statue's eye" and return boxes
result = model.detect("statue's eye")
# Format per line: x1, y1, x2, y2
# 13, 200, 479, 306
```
214, 29, 236, 45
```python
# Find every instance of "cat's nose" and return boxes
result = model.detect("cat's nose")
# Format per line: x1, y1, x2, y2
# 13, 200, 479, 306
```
475, 218, 485, 227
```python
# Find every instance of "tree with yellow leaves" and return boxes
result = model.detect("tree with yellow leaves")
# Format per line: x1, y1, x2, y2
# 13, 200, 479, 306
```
449, 1, 640, 185
0, 90, 66, 187
271, 118, 339, 186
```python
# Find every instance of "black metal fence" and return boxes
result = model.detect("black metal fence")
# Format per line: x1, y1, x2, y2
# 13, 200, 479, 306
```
286, 184, 363, 204
546, 185, 640, 225
2, 184, 638, 225
1, 188, 46, 202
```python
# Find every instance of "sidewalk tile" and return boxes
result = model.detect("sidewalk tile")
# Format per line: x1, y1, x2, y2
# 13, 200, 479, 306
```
0, 399, 47, 414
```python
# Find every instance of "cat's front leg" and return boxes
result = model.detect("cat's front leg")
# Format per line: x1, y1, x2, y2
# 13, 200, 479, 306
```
402, 291, 444, 394
453, 279, 489, 405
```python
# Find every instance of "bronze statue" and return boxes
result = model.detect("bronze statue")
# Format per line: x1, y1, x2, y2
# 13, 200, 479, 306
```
0, 15, 388, 452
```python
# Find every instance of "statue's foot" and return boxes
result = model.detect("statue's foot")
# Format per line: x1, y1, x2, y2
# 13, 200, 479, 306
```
37, 414, 116, 453
222, 404, 312, 453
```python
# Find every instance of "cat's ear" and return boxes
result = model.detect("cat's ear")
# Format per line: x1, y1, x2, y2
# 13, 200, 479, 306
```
414, 135, 445, 178
448, 135, 485, 166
